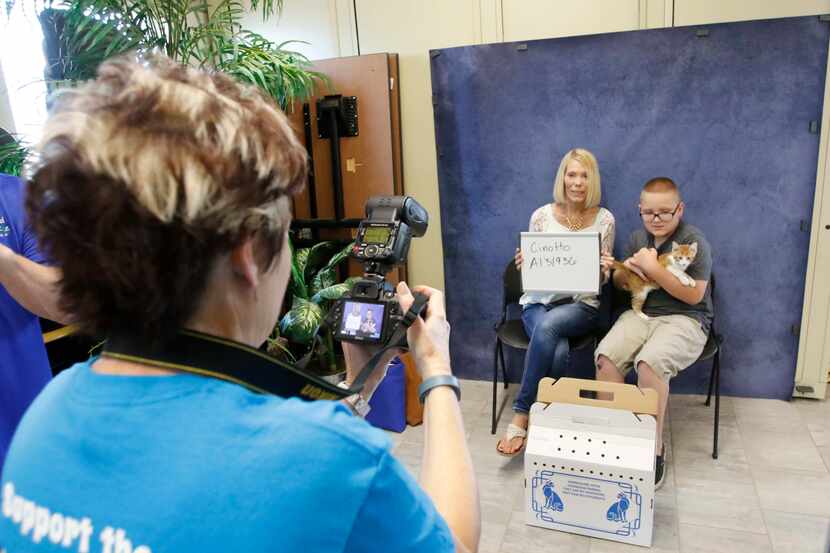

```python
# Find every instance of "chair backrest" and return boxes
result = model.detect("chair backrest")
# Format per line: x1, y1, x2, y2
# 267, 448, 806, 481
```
502, 259, 524, 306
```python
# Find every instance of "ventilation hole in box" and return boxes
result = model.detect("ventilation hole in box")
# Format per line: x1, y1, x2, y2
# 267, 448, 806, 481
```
579, 469, 584, 473
589, 470, 594, 474
616, 456, 620, 460
559, 434, 563, 438
557, 447, 561, 451
586, 452, 590, 456
571, 450, 575, 453
601, 454, 605, 458
639, 478, 644, 482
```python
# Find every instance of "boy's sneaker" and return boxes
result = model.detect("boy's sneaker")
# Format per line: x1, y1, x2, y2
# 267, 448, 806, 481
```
654, 444, 666, 490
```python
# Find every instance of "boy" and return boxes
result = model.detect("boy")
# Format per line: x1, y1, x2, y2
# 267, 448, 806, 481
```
595, 177, 713, 489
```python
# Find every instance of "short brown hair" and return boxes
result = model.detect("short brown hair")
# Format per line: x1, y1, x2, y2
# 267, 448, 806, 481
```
26, 54, 307, 342
642, 177, 681, 199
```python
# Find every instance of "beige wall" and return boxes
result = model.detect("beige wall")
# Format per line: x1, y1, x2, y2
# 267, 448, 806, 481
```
236, 0, 341, 60
675, 0, 830, 26
0, 60, 14, 133
354, 0, 487, 290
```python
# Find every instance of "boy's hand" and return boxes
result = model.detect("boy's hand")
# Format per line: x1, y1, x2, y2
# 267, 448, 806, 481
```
514, 248, 523, 270
631, 247, 659, 274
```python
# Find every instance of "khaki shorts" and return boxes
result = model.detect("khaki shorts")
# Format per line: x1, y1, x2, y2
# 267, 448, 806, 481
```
594, 310, 708, 381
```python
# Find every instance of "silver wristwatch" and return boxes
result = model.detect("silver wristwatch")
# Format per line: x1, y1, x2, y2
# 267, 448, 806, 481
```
337, 381, 371, 417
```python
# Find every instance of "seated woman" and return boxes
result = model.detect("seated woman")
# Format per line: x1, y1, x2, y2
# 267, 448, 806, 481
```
0, 55, 479, 552
497, 148, 615, 456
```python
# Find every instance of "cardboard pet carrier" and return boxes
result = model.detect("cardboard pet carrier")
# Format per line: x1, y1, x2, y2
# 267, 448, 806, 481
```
524, 377, 659, 547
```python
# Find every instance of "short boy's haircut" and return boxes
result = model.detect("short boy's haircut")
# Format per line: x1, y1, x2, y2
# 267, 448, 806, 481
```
642, 177, 681, 200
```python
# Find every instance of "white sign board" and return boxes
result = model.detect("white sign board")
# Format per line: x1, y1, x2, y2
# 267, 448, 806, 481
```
520, 232, 600, 295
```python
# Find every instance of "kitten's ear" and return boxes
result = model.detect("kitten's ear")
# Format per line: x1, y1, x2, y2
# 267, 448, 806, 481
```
690, 242, 698, 255
672, 241, 680, 250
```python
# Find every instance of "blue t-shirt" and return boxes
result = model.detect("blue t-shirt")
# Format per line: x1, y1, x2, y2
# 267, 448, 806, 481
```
0, 173, 51, 467
0, 360, 454, 553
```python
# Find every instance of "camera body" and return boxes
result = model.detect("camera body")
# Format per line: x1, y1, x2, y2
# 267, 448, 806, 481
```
328, 196, 428, 345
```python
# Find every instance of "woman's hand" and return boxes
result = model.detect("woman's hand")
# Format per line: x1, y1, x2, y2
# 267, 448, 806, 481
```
342, 341, 401, 402
600, 250, 615, 280
514, 248, 523, 270
396, 282, 452, 380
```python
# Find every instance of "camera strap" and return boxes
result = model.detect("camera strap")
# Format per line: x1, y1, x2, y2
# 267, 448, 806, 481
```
100, 293, 429, 401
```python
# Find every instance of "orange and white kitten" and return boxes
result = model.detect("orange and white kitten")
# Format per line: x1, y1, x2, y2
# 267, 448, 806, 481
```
613, 242, 698, 320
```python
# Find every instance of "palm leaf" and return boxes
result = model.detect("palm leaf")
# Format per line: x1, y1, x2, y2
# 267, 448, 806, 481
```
12, 0, 319, 108
0, 137, 29, 177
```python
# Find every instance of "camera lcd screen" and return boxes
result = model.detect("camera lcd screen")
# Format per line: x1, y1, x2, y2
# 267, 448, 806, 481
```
363, 227, 391, 244
340, 301, 384, 341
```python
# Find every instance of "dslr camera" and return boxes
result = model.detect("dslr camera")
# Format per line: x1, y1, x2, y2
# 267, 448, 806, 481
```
328, 196, 428, 345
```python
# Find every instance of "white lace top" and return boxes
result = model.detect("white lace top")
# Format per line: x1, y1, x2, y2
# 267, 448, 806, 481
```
519, 204, 616, 309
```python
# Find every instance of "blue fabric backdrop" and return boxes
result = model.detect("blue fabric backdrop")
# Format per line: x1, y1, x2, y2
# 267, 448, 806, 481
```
429, 17, 829, 399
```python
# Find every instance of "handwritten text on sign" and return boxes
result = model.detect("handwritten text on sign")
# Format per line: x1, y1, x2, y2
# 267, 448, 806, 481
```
520, 232, 600, 295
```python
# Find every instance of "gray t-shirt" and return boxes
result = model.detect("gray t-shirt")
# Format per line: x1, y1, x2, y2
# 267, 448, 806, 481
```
624, 221, 713, 334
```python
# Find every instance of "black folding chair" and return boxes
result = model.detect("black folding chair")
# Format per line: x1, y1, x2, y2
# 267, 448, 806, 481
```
491, 260, 597, 434
698, 273, 722, 459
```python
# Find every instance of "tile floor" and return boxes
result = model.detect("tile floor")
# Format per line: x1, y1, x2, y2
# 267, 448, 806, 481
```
385, 380, 830, 553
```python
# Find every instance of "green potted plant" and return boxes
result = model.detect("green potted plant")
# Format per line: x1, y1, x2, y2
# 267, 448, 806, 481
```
1, 0, 324, 171
269, 237, 357, 382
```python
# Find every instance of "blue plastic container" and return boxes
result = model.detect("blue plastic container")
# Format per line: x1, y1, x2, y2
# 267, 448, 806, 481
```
365, 357, 406, 432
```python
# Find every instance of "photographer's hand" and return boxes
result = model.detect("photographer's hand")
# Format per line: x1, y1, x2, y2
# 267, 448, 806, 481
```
395, 281, 480, 553
341, 342, 401, 403
395, 283, 452, 380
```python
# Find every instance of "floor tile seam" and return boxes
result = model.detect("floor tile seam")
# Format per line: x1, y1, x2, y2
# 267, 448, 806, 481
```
739, 415, 775, 552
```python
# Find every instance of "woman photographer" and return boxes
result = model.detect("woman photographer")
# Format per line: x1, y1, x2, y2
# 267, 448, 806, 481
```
0, 55, 479, 553
497, 148, 615, 456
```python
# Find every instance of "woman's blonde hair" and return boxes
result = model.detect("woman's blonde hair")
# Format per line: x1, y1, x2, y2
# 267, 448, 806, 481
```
552, 148, 601, 208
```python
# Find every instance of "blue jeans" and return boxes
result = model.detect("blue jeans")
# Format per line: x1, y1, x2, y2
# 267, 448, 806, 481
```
513, 301, 599, 414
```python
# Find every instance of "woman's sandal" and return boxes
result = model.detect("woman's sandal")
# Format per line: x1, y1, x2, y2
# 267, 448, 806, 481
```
496, 423, 528, 457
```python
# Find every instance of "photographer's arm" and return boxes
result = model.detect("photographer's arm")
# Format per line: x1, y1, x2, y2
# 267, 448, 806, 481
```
398, 283, 480, 553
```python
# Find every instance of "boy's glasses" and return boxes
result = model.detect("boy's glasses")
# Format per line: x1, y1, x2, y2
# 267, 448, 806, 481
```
640, 204, 681, 222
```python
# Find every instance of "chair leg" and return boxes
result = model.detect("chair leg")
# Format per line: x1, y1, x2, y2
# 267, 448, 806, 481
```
705, 352, 716, 407
492, 340, 500, 435
499, 341, 508, 389
712, 350, 720, 460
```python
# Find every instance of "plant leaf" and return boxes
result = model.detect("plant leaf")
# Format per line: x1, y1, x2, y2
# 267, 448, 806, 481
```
322, 241, 356, 272
309, 267, 336, 298
279, 297, 322, 345
302, 240, 340, 283
310, 276, 360, 305
0, 134, 29, 177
